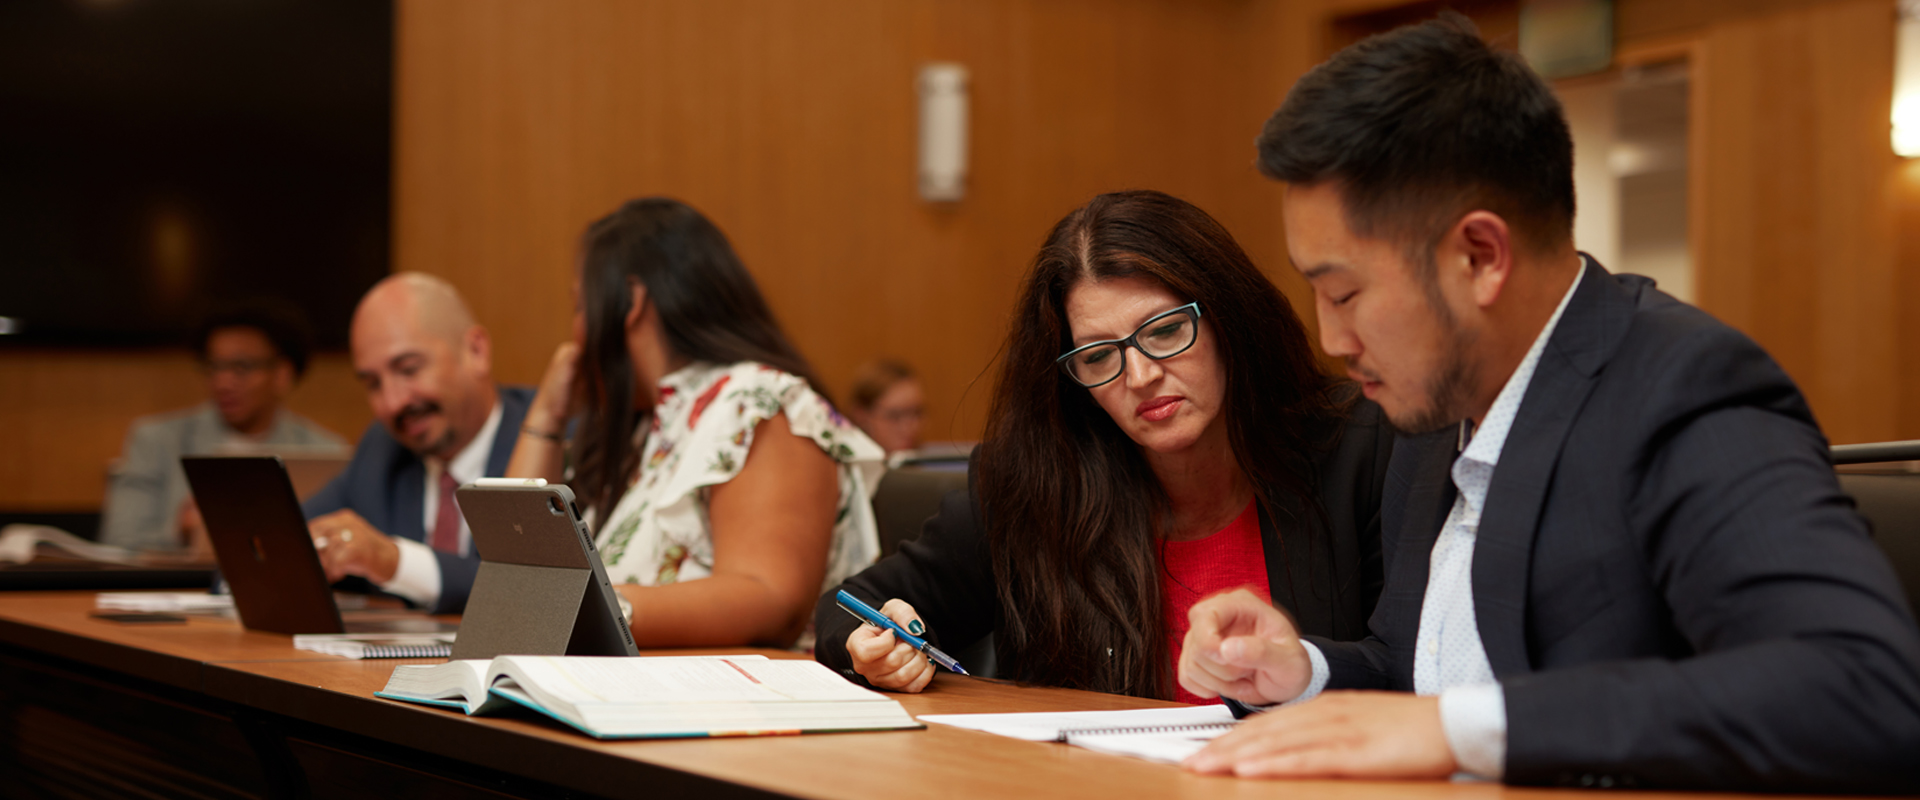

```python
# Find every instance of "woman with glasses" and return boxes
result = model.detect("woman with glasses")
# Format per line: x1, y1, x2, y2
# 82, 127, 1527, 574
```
815, 190, 1391, 702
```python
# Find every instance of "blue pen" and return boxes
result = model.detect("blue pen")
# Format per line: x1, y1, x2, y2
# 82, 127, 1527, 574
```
835, 590, 969, 675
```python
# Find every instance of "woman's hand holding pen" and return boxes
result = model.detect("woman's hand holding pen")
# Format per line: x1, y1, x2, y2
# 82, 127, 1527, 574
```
845, 598, 936, 692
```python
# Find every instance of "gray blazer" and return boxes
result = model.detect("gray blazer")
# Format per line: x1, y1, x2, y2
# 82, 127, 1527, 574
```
1310, 261, 1920, 792
101, 403, 346, 550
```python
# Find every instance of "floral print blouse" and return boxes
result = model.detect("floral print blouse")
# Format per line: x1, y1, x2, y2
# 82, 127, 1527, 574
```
592, 361, 885, 647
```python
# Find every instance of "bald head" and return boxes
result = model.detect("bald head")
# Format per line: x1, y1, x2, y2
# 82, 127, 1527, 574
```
350, 272, 496, 460
353, 272, 478, 348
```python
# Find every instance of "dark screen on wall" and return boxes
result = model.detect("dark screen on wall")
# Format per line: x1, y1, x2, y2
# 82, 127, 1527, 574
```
0, 0, 392, 349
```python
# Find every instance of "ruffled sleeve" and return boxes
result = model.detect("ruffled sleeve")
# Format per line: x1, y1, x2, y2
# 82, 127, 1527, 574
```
594, 362, 886, 600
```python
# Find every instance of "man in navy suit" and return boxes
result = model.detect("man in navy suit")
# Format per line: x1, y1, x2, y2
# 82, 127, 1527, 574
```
1176, 15, 1920, 791
303, 272, 535, 614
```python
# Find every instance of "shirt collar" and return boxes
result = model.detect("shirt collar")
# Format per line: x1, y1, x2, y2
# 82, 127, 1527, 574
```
440, 396, 503, 484
1458, 256, 1587, 469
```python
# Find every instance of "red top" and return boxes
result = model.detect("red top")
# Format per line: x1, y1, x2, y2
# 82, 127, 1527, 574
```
1160, 498, 1269, 705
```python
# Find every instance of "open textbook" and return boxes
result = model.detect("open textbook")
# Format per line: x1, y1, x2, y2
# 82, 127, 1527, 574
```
2, 525, 141, 565
377, 655, 922, 739
917, 704, 1238, 764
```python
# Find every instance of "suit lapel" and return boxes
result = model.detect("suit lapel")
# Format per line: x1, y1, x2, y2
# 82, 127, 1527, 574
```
392, 457, 427, 543
1471, 259, 1638, 678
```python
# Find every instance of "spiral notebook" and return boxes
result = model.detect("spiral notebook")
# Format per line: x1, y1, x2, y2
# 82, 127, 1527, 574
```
916, 705, 1238, 764
294, 632, 456, 659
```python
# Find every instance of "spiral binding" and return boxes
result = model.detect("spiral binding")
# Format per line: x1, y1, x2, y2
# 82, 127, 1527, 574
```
1055, 721, 1236, 743
361, 644, 454, 659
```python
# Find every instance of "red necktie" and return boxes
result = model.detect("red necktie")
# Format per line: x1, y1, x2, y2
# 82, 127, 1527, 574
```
430, 470, 461, 554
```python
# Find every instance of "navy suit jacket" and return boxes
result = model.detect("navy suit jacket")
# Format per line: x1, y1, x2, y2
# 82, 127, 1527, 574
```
303, 386, 535, 614
1308, 261, 1920, 792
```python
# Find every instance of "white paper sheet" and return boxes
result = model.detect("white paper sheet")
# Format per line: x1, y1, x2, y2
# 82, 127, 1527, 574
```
1067, 727, 1230, 764
95, 591, 234, 612
917, 704, 1236, 742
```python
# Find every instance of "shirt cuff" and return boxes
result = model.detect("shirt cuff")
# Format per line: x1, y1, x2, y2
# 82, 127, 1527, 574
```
1283, 640, 1333, 706
379, 536, 443, 610
1439, 681, 1507, 780
1220, 642, 1332, 714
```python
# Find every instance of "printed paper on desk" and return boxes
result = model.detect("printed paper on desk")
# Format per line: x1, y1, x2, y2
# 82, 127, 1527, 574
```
1, 524, 141, 565
96, 592, 235, 613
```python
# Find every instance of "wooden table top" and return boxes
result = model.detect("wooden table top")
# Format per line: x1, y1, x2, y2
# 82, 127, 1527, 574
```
0, 591, 1857, 800
0, 589, 355, 689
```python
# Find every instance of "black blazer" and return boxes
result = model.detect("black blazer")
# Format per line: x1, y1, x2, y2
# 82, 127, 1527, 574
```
815, 397, 1395, 693
1311, 261, 1920, 792
302, 385, 535, 614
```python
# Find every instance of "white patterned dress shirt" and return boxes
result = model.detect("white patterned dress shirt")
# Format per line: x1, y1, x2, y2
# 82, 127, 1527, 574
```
1290, 259, 1585, 779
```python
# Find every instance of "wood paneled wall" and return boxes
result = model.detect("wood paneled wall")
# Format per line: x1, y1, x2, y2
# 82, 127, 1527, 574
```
391, 0, 1324, 447
9, 0, 1919, 511
0, 352, 371, 510
2, 0, 1328, 512
1331, 0, 1915, 446
1690, 0, 1905, 445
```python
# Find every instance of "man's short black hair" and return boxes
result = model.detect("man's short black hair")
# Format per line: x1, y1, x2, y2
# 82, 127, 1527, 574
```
1257, 13, 1575, 260
194, 300, 315, 379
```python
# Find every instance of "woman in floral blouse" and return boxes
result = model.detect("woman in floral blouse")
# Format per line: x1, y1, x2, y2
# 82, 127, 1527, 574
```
508, 197, 884, 649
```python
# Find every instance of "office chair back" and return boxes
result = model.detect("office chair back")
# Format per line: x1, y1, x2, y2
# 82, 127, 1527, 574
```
869, 465, 970, 558
1831, 440, 1920, 615
865, 462, 994, 677
1835, 472, 1920, 616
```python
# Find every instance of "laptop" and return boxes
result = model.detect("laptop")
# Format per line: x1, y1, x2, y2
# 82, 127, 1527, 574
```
181, 455, 454, 635
208, 442, 351, 500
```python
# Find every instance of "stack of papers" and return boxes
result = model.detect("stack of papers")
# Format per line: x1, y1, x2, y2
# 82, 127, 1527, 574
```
96, 592, 235, 613
1, 524, 141, 565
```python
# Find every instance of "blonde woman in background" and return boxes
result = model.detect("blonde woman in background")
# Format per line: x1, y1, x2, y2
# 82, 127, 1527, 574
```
847, 358, 925, 458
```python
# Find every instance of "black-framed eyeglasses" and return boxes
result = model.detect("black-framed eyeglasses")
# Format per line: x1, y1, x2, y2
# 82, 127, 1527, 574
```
1055, 302, 1203, 388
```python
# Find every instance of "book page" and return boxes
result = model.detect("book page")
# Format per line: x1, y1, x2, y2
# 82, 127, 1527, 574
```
728, 659, 890, 702
918, 704, 1235, 741
382, 659, 493, 709
495, 656, 791, 706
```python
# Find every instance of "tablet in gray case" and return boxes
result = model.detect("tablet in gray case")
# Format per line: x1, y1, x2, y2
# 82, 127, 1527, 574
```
450, 483, 638, 660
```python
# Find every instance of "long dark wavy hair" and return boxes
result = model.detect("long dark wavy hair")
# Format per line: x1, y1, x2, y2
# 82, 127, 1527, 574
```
572, 197, 825, 519
977, 190, 1352, 699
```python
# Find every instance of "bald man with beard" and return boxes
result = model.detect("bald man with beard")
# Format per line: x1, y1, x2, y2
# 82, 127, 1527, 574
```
302, 273, 536, 614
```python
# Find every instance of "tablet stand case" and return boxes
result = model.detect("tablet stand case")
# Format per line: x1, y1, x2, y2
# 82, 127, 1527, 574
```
451, 484, 639, 660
